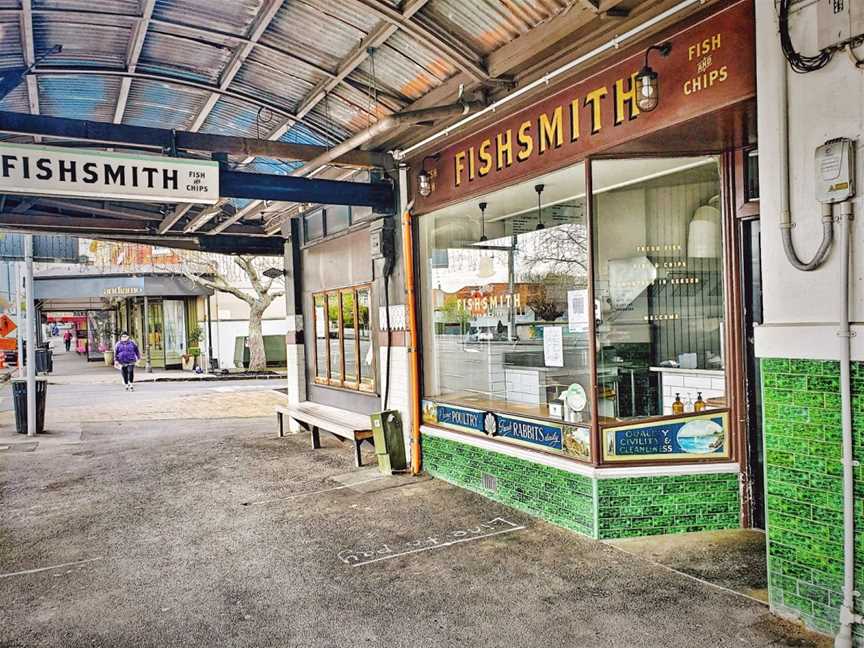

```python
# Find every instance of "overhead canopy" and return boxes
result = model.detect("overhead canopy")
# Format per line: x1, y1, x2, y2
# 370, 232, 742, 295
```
0, 0, 717, 252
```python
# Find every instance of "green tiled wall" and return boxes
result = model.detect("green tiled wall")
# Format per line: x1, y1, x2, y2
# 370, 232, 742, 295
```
761, 357, 864, 640
422, 434, 596, 536
596, 473, 740, 539
422, 433, 741, 541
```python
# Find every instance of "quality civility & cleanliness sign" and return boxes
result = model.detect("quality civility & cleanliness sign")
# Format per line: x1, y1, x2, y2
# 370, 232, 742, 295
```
603, 411, 729, 462
0, 142, 220, 204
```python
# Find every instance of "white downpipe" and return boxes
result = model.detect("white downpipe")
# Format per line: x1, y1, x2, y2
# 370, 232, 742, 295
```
393, 0, 702, 161
835, 200, 860, 647
15, 262, 22, 375
24, 235, 36, 437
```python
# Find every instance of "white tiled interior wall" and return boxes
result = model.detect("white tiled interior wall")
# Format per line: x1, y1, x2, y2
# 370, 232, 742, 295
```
660, 370, 726, 414
379, 345, 411, 465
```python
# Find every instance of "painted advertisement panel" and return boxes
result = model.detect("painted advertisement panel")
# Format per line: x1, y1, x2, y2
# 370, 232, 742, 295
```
602, 411, 729, 462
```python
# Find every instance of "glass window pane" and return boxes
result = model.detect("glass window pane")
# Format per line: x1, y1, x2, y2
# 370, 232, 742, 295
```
342, 290, 357, 384
163, 300, 187, 366
314, 295, 327, 379
327, 292, 342, 382
591, 157, 724, 423
304, 211, 324, 241
326, 206, 351, 234
358, 288, 374, 387
419, 162, 592, 425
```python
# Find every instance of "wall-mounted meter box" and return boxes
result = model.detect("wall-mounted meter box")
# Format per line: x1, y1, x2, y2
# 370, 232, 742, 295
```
818, 0, 864, 51
369, 215, 395, 261
815, 138, 856, 204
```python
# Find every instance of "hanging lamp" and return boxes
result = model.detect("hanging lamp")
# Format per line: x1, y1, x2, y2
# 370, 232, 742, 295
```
535, 184, 545, 230
479, 201, 488, 242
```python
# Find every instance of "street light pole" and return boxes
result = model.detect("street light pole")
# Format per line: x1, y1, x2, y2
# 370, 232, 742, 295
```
24, 235, 36, 436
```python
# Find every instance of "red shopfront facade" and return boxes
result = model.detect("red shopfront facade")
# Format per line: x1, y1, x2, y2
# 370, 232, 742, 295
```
410, 0, 761, 538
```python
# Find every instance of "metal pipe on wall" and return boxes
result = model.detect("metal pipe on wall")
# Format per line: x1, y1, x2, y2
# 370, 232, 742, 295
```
15, 261, 22, 374
24, 235, 35, 436
402, 201, 422, 476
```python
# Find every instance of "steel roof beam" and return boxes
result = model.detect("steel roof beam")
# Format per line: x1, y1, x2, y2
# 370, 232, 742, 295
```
0, 110, 389, 168
158, 203, 193, 234
188, 0, 284, 133
114, 0, 156, 124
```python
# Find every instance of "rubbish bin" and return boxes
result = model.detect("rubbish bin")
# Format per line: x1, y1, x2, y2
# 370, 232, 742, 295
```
12, 377, 48, 434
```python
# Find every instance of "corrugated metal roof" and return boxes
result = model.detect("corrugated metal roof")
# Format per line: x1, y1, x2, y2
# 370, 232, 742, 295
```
138, 30, 232, 84
38, 74, 121, 121
230, 46, 322, 111
419, 0, 571, 55
198, 96, 262, 138
261, 0, 372, 73
0, 16, 24, 69
153, 0, 262, 36
33, 14, 130, 68
357, 30, 456, 101
123, 78, 210, 130
33, 0, 138, 15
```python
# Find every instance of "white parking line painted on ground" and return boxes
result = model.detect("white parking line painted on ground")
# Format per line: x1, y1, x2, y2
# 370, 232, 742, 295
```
337, 517, 527, 567
241, 475, 388, 506
0, 557, 103, 579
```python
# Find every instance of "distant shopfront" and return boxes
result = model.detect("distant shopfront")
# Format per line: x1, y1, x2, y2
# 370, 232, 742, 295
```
35, 273, 212, 368
409, 0, 759, 538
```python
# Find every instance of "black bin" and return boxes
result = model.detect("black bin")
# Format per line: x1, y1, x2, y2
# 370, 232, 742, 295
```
12, 377, 48, 434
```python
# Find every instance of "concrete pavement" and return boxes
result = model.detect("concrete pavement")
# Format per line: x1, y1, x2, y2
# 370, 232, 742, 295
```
0, 378, 831, 647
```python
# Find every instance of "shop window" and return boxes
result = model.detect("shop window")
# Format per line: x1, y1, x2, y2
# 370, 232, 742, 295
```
312, 286, 375, 392
591, 157, 725, 423
419, 162, 593, 454
745, 149, 759, 202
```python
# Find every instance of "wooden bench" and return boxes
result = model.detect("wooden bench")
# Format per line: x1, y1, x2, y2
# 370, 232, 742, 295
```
276, 402, 374, 467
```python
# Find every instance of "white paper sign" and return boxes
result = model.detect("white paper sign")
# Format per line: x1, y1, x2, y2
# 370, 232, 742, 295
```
0, 142, 219, 204
567, 289, 589, 332
543, 326, 564, 367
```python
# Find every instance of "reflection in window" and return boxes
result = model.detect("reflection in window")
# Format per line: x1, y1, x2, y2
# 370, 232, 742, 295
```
327, 292, 342, 382
312, 286, 375, 392
358, 289, 374, 387
591, 157, 725, 423
419, 162, 592, 427
314, 294, 327, 379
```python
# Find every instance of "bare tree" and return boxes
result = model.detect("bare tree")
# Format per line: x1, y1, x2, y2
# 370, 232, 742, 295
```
179, 256, 284, 371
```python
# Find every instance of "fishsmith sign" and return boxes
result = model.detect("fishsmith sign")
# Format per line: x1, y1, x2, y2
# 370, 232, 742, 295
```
0, 142, 220, 204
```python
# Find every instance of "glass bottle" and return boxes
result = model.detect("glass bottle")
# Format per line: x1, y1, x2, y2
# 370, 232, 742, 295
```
694, 392, 706, 412
672, 393, 684, 415
684, 393, 694, 413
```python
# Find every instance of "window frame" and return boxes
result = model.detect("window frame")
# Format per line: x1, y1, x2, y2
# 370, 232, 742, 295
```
311, 284, 375, 393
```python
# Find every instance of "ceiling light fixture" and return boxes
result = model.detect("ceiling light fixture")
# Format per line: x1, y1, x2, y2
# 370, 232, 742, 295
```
479, 201, 488, 242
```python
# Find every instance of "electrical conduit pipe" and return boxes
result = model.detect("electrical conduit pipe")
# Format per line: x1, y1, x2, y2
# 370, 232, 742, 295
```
401, 201, 422, 476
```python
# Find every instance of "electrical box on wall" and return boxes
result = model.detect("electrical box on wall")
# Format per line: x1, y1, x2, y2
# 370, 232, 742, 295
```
817, 0, 864, 51
369, 215, 396, 276
814, 138, 856, 203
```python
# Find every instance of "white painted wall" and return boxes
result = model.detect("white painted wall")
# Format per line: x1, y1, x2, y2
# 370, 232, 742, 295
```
199, 292, 288, 369
754, 0, 864, 361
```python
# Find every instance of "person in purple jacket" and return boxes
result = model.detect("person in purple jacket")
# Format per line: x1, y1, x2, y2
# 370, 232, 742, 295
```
114, 332, 141, 391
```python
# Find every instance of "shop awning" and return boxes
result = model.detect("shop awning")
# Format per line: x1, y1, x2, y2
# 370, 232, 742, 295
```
34, 273, 213, 305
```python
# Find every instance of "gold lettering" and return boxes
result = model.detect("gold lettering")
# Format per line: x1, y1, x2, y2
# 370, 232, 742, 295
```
538, 106, 563, 154
712, 33, 721, 50
478, 139, 493, 176
613, 73, 640, 126
718, 65, 728, 82
584, 87, 608, 134
454, 151, 466, 187
468, 146, 476, 181
496, 129, 513, 170
688, 44, 697, 61
516, 121, 533, 161
569, 99, 580, 142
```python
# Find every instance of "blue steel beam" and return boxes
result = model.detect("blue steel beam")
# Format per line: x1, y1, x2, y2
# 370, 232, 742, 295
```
219, 170, 394, 212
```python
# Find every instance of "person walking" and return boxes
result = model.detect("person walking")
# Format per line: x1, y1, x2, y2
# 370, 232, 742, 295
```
63, 329, 72, 352
114, 332, 140, 391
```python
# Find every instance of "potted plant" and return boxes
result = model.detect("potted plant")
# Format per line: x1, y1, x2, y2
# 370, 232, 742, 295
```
182, 326, 203, 371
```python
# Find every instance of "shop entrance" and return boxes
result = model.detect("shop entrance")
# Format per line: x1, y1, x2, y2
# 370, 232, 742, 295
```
741, 217, 764, 528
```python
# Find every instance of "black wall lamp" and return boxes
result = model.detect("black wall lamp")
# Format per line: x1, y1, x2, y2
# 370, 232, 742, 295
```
635, 42, 672, 113
417, 153, 440, 198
